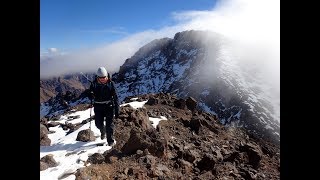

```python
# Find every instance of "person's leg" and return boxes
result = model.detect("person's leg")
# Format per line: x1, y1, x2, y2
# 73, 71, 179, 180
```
93, 108, 106, 139
105, 111, 115, 145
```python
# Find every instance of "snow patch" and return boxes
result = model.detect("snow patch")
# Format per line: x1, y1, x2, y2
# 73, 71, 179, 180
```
149, 116, 168, 128
120, 100, 148, 109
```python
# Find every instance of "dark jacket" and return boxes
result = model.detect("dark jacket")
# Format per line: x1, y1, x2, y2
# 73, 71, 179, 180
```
89, 78, 120, 117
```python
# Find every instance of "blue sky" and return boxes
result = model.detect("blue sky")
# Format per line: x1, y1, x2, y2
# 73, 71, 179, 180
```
40, 0, 217, 52
40, 0, 279, 95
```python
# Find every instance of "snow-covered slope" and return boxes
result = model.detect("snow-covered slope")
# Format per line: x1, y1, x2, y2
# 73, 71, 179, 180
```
40, 94, 280, 179
40, 30, 279, 143
40, 99, 154, 180
112, 30, 279, 143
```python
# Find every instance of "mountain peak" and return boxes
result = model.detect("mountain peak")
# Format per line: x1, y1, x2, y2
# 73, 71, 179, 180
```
111, 30, 279, 144
41, 29, 279, 161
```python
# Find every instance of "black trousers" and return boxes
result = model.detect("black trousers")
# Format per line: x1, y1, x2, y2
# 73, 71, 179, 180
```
93, 104, 114, 143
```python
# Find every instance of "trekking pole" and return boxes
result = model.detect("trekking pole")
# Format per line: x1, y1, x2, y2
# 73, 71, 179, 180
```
90, 98, 92, 131
81, 72, 94, 134
80, 72, 92, 84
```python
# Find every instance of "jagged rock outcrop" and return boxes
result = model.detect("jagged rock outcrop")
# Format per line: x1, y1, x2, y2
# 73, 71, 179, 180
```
40, 73, 94, 103
75, 93, 279, 180
40, 87, 93, 119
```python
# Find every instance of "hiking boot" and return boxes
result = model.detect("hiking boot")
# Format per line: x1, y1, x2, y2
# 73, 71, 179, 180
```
108, 141, 115, 147
100, 128, 106, 140
101, 133, 106, 140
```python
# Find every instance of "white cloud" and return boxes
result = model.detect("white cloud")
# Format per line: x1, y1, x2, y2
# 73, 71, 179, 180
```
40, 0, 279, 88
40, 29, 180, 79
173, 0, 279, 100
48, 48, 58, 53
81, 27, 129, 35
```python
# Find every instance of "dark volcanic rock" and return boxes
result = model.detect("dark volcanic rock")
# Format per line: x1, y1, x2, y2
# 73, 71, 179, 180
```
43, 89, 279, 179
40, 154, 58, 171
76, 129, 96, 142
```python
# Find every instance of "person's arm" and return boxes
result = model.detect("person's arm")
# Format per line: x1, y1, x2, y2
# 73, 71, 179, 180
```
111, 81, 120, 118
88, 82, 95, 101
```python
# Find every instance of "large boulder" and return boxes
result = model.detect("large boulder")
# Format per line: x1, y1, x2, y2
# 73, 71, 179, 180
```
197, 153, 217, 172
76, 129, 96, 142
40, 154, 58, 171
239, 142, 263, 169
87, 153, 105, 164
40, 137, 51, 146
121, 127, 168, 159
174, 99, 186, 109
145, 97, 159, 105
40, 124, 51, 146
40, 161, 49, 171
186, 97, 197, 112
40, 124, 49, 139
128, 108, 153, 131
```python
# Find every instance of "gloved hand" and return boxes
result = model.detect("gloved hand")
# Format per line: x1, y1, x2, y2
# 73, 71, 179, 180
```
88, 91, 95, 100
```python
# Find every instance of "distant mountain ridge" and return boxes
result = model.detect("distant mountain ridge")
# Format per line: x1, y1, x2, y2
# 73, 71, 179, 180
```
40, 30, 280, 144
40, 73, 95, 103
